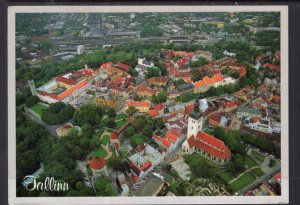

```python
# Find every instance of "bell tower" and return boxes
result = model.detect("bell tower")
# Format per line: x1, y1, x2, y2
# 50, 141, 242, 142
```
187, 97, 204, 139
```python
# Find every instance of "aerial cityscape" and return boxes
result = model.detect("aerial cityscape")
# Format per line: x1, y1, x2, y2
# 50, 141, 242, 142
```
15, 12, 282, 197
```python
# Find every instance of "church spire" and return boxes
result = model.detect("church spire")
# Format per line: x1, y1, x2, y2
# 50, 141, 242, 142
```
189, 97, 202, 120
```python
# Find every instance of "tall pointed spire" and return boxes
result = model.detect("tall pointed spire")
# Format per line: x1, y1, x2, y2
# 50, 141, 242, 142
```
189, 97, 202, 120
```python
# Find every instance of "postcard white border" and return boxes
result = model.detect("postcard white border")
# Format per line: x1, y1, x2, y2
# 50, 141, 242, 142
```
8, 5, 289, 204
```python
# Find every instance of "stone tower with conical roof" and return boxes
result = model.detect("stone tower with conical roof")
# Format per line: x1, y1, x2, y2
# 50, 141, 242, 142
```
187, 97, 204, 140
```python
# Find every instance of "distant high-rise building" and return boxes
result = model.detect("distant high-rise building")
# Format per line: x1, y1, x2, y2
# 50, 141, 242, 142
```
28, 79, 37, 96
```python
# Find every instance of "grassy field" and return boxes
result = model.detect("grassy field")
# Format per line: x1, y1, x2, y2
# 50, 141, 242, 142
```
116, 119, 128, 129
218, 171, 236, 183
251, 168, 265, 177
245, 156, 258, 168
30, 103, 48, 116
251, 150, 266, 162
89, 147, 108, 158
229, 172, 256, 192
101, 135, 110, 145
120, 151, 129, 159
116, 114, 128, 121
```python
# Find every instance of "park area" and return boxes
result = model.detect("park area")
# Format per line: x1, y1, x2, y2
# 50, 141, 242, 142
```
217, 155, 265, 193
120, 151, 129, 159
229, 172, 256, 192
179, 152, 266, 193
30, 103, 48, 116
89, 146, 108, 158
115, 114, 129, 129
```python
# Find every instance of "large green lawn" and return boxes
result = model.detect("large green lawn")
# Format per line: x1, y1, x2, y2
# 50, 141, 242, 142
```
251, 168, 265, 177
30, 103, 48, 116
120, 151, 129, 159
89, 147, 108, 158
251, 150, 266, 162
229, 172, 256, 192
116, 119, 128, 129
101, 135, 110, 145
245, 156, 258, 168
116, 114, 128, 121
218, 171, 236, 183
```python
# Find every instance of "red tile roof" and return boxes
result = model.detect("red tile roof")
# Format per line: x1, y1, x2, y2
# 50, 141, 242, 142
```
187, 131, 231, 159
82, 67, 94, 76
168, 67, 178, 77
130, 162, 141, 176
273, 173, 281, 182
175, 72, 192, 78
148, 77, 167, 84
194, 73, 223, 88
138, 85, 157, 94
101, 62, 113, 69
116, 63, 130, 70
165, 131, 178, 143
149, 109, 159, 117
264, 63, 280, 70
56, 72, 84, 85
237, 66, 246, 76
111, 131, 119, 140
183, 77, 192, 83
185, 104, 194, 114
226, 101, 237, 108
176, 57, 189, 67
253, 117, 260, 123
140, 161, 152, 171
126, 100, 151, 108
89, 157, 106, 169
114, 143, 120, 151
170, 128, 182, 137
153, 134, 171, 148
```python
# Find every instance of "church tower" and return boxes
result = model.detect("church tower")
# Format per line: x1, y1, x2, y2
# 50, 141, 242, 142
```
187, 97, 204, 139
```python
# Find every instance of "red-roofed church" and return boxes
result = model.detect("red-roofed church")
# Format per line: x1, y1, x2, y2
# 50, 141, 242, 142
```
182, 98, 231, 166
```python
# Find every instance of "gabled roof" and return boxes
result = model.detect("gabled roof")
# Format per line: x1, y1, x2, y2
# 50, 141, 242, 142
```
153, 134, 171, 148
226, 101, 237, 108
194, 73, 223, 88
101, 62, 113, 69
138, 85, 157, 94
148, 77, 167, 84
116, 63, 131, 70
187, 131, 231, 159
264, 63, 280, 70
165, 131, 178, 143
149, 109, 159, 117
176, 57, 189, 67
237, 66, 247, 76
126, 100, 151, 108
140, 161, 152, 171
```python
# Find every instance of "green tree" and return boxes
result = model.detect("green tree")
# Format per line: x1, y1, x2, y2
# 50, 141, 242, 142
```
130, 134, 145, 147
107, 155, 124, 171
123, 125, 136, 138
125, 106, 138, 116
26, 95, 40, 107
94, 177, 117, 196
107, 108, 116, 117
